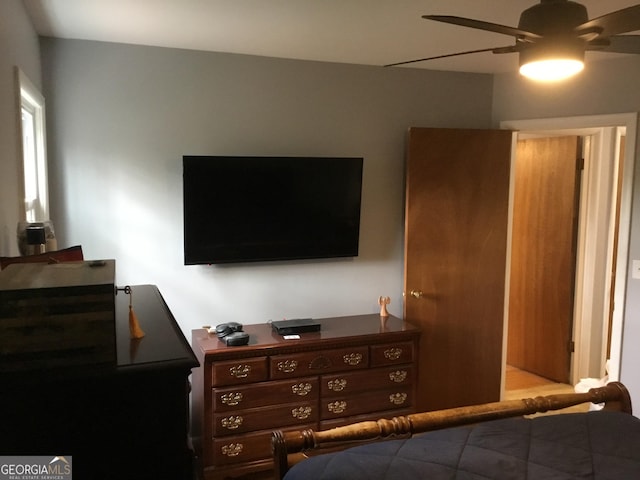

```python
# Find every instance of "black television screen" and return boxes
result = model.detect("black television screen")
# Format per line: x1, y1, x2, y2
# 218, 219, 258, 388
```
183, 155, 363, 265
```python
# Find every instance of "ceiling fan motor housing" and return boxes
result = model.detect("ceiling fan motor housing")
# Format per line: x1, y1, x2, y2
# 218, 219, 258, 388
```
519, 0, 589, 35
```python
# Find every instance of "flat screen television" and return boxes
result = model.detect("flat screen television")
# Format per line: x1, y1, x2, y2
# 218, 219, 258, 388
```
183, 155, 363, 265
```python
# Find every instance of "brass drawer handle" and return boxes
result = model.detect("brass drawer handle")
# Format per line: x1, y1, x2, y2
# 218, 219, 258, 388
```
384, 348, 403, 361
277, 360, 298, 373
328, 401, 347, 414
221, 392, 243, 406
291, 406, 312, 420
221, 415, 243, 430
309, 356, 332, 370
221, 443, 243, 457
327, 379, 347, 392
292, 382, 313, 396
389, 393, 408, 405
389, 370, 408, 383
229, 364, 251, 379
343, 353, 363, 366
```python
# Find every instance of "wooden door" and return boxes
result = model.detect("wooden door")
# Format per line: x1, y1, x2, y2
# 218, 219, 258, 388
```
507, 136, 582, 383
404, 127, 512, 411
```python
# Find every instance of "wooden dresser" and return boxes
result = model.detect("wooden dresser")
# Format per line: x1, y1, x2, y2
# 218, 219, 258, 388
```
191, 314, 420, 480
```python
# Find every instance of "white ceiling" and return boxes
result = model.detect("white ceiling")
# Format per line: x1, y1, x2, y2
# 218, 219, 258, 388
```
22, 0, 640, 74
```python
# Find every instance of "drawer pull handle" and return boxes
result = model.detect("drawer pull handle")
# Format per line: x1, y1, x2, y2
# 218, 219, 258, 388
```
291, 406, 312, 420
277, 360, 298, 373
384, 348, 403, 361
389, 370, 408, 383
343, 353, 363, 366
389, 393, 408, 405
221, 443, 243, 457
221, 392, 243, 406
309, 356, 332, 370
221, 415, 243, 430
327, 378, 347, 392
292, 383, 313, 396
328, 401, 347, 414
229, 364, 251, 379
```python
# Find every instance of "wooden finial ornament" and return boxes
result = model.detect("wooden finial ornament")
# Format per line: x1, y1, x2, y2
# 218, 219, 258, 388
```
378, 296, 390, 317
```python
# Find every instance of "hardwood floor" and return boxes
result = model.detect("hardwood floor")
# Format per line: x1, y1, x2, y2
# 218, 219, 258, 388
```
505, 364, 570, 391
504, 365, 589, 414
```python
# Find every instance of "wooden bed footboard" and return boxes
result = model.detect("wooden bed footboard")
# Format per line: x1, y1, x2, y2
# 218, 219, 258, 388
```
272, 381, 632, 479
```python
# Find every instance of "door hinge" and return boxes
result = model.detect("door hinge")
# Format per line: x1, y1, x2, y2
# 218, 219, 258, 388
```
577, 157, 585, 171
569, 340, 575, 353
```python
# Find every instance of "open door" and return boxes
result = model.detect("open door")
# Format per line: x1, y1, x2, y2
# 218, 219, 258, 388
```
507, 136, 582, 383
404, 127, 512, 411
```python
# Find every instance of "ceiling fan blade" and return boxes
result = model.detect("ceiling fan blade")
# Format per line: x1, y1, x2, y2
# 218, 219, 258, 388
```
384, 46, 517, 68
423, 15, 541, 42
587, 35, 640, 54
576, 5, 640, 38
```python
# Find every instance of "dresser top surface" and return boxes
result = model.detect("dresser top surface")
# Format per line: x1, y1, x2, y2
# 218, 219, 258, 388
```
0, 284, 198, 387
193, 314, 419, 356
116, 284, 198, 369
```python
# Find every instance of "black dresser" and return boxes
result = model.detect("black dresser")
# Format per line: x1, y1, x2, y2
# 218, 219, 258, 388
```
0, 284, 198, 479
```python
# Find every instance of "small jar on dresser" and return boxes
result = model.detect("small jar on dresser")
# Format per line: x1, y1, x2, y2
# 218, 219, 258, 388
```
191, 314, 420, 480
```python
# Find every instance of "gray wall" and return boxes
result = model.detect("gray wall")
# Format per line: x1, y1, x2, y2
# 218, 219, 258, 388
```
492, 56, 640, 121
492, 55, 640, 415
0, 0, 41, 256
40, 38, 494, 335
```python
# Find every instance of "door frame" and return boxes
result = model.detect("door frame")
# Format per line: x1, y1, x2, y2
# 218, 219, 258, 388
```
500, 113, 637, 389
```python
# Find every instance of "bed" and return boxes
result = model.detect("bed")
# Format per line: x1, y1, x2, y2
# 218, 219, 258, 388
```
272, 382, 639, 480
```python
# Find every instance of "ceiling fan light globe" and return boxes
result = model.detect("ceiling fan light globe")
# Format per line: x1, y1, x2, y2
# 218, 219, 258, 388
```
519, 37, 585, 81
520, 58, 584, 81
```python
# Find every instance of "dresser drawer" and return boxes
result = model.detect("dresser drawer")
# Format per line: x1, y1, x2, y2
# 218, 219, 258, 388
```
209, 424, 316, 467
211, 357, 269, 387
370, 341, 415, 366
270, 346, 369, 379
213, 377, 319, 412
322, 365, 414, 396
213, 401, 319, 436
320, 386, 413, 420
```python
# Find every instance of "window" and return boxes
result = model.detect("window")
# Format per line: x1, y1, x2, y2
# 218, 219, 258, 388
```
16, 67, 49, 222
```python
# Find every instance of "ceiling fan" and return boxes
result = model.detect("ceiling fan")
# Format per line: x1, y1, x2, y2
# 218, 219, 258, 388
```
387, 0, 640, 81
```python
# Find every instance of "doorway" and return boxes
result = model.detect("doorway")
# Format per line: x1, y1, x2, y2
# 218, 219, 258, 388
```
500, 114, 637, 393
402, 117, 636, 410
507, 136, 582, 385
